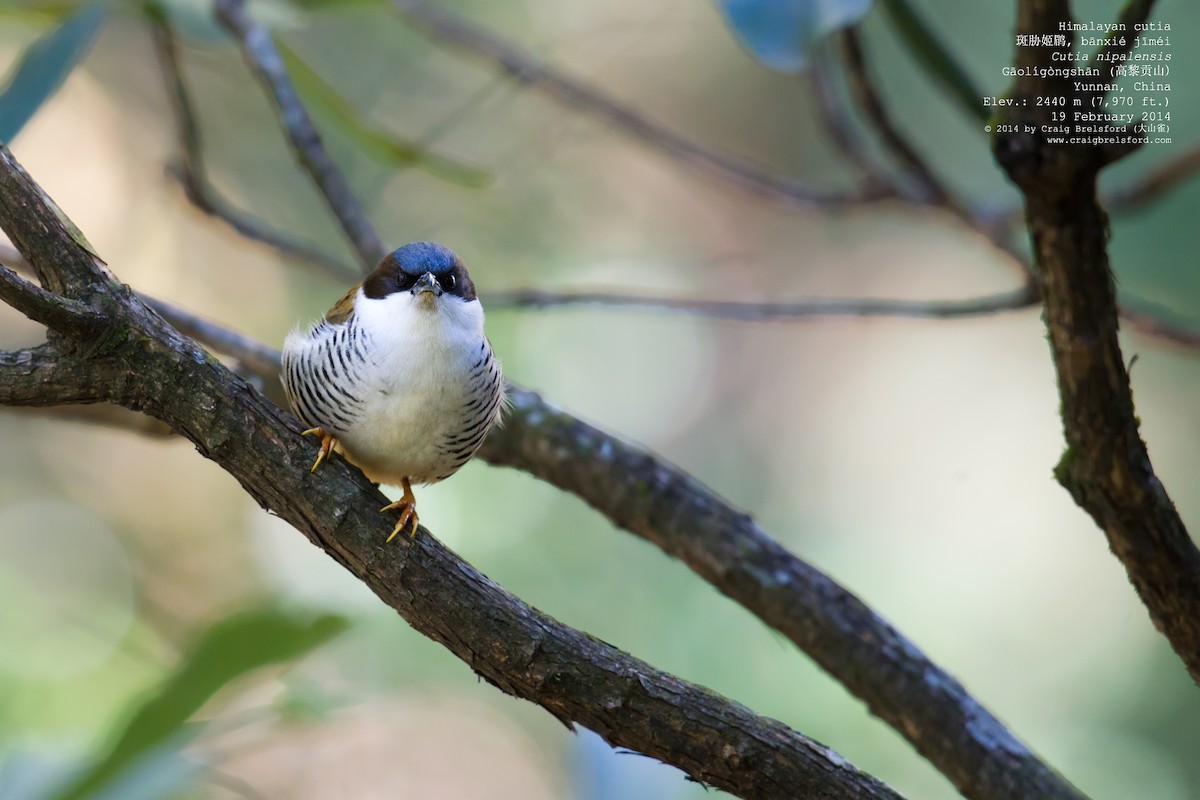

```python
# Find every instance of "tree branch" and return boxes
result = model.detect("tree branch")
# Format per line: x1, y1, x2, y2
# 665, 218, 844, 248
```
485, 285, 1038, 321
214, 0, 386, 269
839, 29, 951, 207
0, 145, 903, 800
147, 8, 359, 282
994, 0, 1200, 684
481, 387, 1086, 800
0, 264, 105, 336
808, 49, 890, 186
833, 29, 1034, 282
390, 0, 895, 209
0, 344, 117, 406
0, 152, 112, 298
1105, 143, 1200, 213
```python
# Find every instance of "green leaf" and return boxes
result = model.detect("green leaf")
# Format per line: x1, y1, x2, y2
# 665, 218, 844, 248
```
879, 0, 986, 122
50, 608, 349, 800
717, 0, 875, 72
0, 3, 108, 143
275, 38, 491, 188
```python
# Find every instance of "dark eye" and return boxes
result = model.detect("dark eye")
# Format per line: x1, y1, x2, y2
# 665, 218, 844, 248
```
396, 273, 416, 291
444, 273, 457, 289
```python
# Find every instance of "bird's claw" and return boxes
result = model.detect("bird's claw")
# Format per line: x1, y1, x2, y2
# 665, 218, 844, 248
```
301, 427, 336, 472
381, 477, 419, 542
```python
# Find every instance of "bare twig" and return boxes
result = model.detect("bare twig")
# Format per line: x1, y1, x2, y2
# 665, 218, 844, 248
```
808, 49, 887, 184
1118, 302, 1200, 350
146, 12, 363, 281
1096, 0, 1158, 73
839, 29, 950, 207
0, 265, 105, 336
1105, 144, 1200, 212
148, 296, 282, 380
391, 0, 895, 209
835, 29, 1035, 281
878, 0, 987, 123
485, 285, 1038, 320
214, 0, 387, 268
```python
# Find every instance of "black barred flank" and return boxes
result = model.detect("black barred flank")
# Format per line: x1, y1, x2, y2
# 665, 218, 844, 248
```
282, 318, 371, 434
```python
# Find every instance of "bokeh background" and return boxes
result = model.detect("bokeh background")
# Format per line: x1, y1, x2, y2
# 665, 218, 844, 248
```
1, 0, 1199, 798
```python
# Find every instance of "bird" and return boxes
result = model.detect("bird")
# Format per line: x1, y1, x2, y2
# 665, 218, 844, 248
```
281, 241, 505, 541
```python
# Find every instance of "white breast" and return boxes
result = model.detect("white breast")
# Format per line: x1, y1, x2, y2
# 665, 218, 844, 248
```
285, 288, 503, 487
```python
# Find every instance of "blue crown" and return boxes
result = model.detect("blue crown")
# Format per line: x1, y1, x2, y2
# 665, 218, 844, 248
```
391, 241, 458, 275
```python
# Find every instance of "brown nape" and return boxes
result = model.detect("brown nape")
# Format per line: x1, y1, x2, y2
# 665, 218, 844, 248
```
362, 251, 402, 300
324, 283, 360, 324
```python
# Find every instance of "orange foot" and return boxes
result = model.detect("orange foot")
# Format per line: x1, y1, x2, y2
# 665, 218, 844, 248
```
381, 477, 419, 542
301, 427, 337, 472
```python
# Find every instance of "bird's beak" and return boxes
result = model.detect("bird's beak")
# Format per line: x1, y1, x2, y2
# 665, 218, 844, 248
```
412, 272, 443, 297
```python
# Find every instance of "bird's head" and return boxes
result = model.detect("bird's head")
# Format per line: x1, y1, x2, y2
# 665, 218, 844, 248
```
328, 242, 484, 339
363, 241, 476, 310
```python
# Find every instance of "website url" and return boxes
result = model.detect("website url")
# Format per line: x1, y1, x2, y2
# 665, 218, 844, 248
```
1044, 136, 1172, 145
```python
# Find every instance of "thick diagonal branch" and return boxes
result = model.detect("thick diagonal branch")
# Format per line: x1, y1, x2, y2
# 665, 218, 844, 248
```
481, 388, 1083, 800
0, 145, 902, 800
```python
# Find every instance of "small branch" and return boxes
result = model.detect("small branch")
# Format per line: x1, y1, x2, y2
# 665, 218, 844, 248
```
0, 149, 113, 298
0, 345, 117, 406
839, 29, 950, 206
485, 285, 1038, 321
147, 11, 359, 282
214, 0, 387, 268
1105, 144, 1200, 212
0, 264, 105, 336
147, 295, 282, 380
1096, 0, 1158, 70
878, 0, 987, 123
1118, 302, 1200, 349
391, 0, 895, 210
835, 29, 1035, 282
808, 50, 891, 186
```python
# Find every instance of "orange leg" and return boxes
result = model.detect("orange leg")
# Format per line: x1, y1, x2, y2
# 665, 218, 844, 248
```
301, 427, 337, 472
381, 477, 419, 542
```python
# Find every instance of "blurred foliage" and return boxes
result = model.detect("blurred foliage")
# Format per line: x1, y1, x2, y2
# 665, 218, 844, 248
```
274, 36, 491, 187
0, 0, 1198, 799
50, 609, 347, 800
0, 606, 346, 800
0, 1, 106, 142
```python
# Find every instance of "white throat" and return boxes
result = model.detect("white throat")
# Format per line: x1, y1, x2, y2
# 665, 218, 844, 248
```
354, 287, 486, 364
